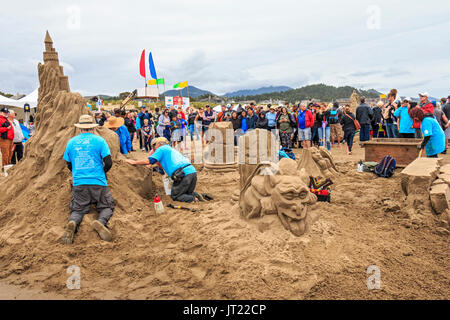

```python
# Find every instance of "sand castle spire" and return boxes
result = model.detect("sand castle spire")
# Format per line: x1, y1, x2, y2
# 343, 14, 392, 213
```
42, 30, 70, 92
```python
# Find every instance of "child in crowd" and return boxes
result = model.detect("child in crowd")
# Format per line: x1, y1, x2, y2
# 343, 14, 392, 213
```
141, 118, 153, 152
170, 115, 181, 149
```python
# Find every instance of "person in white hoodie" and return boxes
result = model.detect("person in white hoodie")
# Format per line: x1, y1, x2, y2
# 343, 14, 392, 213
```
8, 111, 24, 164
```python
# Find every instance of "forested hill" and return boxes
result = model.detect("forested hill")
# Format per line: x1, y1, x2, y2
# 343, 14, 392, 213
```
233, 84, 381, 102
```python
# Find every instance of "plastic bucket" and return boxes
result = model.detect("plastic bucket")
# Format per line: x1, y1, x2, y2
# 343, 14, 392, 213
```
163, 177, 173, 195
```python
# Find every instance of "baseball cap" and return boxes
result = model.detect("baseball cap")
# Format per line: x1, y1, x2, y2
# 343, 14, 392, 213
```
403, 97, 411, 102
419, 92, 429, 97
0, 107, 9, 113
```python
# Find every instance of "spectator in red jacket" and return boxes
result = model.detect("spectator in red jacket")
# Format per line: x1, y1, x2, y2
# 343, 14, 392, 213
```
297, 103, 313, 149
0, 107, 15, 169
419, 92, 434, 114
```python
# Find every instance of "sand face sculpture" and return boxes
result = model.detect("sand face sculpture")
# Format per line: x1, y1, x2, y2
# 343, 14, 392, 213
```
203, 122, 237, 172
239, 158, 317, 236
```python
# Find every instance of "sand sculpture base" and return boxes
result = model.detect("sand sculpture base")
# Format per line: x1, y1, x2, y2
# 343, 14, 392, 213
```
203, 122, 237, 173
297, 146, 338, 179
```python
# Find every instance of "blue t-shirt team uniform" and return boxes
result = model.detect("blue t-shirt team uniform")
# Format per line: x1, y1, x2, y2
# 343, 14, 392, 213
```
63, 133, 111, 186
421, 117, 445, 156
393, 106, 415, 134
149, 145, 196, 178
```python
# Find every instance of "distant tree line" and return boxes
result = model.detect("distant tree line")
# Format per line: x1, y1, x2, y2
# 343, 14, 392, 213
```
231, 84, 380, 103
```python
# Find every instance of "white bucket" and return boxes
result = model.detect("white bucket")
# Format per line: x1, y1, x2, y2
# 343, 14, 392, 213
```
163, 177, 173, 195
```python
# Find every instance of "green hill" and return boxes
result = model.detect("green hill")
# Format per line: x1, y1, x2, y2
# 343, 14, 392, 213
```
233, 84, 381, 102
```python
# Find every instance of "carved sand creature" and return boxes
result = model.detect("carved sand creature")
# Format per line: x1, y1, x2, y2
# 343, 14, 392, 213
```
239, 158, 317, 236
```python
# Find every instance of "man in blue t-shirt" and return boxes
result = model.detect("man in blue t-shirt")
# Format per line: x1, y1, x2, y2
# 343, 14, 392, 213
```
126, 137, 209, 202
61, 115, 114, 244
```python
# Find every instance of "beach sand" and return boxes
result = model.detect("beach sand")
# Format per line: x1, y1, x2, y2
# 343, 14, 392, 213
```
0, 140, 448, 300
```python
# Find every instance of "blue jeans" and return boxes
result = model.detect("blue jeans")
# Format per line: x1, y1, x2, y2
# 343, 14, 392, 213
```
344, 131, 355, 151
189, 124, 199, 140
360, 124, 371, 142
386, 123, 399, 138
318, 126, 331, 150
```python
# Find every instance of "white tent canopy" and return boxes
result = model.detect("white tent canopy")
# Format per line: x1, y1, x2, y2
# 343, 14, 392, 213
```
0, 94, 17, 104
0, 88, 38, 108
18, 88, 38, 107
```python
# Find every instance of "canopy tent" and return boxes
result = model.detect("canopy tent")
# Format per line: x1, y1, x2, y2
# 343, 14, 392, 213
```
0, 94, 17, 104
0, 88, 38, 108
18, 88, 38, 108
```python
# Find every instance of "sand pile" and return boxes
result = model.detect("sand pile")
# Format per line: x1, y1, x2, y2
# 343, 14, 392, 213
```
0, 32, 153, 288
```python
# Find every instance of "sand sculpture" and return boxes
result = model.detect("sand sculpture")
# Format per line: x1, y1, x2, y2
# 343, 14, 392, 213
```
203, 122, 237, 172
349, 90, 359, 113
297, 146, 338, 179
237, 128, 279, 189
239, 158, 317, 236
0, 31, 152, 247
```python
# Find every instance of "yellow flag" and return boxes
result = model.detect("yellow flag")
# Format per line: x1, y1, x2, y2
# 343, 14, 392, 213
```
380, 94, 386, 99
178, 81, 188, 88
148, 79, 156, 85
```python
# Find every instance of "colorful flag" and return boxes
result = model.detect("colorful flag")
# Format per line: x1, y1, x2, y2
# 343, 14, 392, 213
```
148, 52, 157, 80
173, 83, 180, 89
139, 49, 146, 78
380, 94, 387, 99
178, 81, 188, 89
148, 78, 165, 85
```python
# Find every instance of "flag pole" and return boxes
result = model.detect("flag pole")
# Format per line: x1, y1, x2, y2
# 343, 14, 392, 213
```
187, 84, 189, 99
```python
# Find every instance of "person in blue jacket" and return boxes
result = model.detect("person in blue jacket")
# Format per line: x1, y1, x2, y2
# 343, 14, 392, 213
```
393, 97, 415, 138
410, 107, 445, 157
104, 116, 132, 155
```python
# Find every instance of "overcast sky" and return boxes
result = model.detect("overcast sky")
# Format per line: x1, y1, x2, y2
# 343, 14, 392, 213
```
1, 0, 449, 98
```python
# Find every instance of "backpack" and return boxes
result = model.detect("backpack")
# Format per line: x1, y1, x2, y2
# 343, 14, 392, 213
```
328, 110, 338, 124
374, 155, 396, 178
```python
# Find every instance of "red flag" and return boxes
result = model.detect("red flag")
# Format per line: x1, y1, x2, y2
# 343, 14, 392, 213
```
139, 49, 146, 78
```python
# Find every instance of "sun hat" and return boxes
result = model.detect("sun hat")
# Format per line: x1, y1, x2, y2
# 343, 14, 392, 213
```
403, 97, 411, 102
150, 137, 169, 148
74, 114, 99, 129
103, 116, 124, 129
419, 92, 429, 97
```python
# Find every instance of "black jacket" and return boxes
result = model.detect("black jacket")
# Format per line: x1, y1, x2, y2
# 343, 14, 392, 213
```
371, 106, 382, 125
356, 103, 373, 125
340, 112, 357, 132
256, 115, 268, 129
231, 117, 242, 131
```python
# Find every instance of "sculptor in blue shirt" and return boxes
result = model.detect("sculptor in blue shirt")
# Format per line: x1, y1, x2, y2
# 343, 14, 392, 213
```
61, 115, 114, 245
126, 137, 203, 203
410, 108, 445, 157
